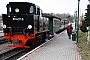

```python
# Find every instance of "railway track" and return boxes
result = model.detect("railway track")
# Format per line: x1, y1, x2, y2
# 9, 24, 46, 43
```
0, 48, 25, 60
0, 42, 45, 60
0, 36, 12, 55
0, 36, 46, 60
5, 48, 32, 60
0, 37, 8, 44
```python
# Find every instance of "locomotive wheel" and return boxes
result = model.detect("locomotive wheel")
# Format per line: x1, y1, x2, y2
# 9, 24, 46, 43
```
25, 39, 35, 46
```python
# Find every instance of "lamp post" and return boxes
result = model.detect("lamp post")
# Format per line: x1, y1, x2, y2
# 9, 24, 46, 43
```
77, 0, 80, 42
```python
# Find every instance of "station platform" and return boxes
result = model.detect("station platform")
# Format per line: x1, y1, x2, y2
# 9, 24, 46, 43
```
18, 30, 82, 60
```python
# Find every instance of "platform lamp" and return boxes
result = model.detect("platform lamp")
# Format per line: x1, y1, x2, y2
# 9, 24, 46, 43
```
77, 0, 80, 42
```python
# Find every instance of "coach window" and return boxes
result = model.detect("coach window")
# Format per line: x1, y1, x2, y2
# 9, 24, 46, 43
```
29, 6, 34, 13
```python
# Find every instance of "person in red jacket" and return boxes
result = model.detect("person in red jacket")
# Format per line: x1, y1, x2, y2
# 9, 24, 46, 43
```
66, 23, 73, 39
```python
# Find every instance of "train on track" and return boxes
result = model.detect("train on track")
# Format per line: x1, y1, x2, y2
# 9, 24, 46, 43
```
2, 2, 68, 48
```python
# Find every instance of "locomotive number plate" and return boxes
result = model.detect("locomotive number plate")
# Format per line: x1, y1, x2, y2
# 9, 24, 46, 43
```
13, 18, 24, 21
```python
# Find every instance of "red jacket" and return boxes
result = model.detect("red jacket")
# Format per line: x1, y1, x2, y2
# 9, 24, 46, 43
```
67, 25, 73, 35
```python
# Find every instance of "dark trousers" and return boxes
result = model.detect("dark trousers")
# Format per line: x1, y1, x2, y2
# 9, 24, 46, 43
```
68, 34, 71, 39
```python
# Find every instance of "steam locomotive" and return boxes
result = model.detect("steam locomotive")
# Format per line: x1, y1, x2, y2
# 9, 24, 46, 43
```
2, 2, 67, 48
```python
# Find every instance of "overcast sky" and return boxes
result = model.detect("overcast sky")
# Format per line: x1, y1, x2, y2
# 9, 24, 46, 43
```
0, 0, 89, 15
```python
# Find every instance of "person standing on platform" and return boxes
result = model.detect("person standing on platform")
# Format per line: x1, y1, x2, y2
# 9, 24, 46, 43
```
66, 23, 73, 39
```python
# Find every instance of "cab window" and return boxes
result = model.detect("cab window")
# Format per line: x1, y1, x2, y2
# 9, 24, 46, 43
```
29, 6, 34, 13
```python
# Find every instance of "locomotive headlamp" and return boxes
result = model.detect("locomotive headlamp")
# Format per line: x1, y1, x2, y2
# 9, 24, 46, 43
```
15, 8, 19, 13
3, 25, 6, 28
28, 25, 32, 29
8, 15, 10, 17
14, 16, 16, 17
